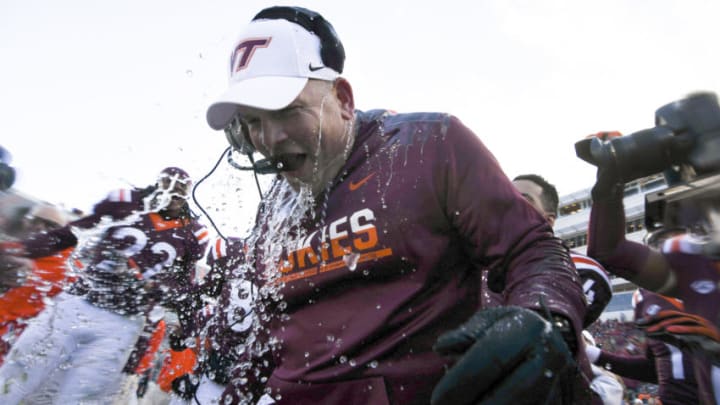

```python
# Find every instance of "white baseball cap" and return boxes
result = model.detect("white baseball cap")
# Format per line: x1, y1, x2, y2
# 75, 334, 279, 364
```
206, 18, 341, 130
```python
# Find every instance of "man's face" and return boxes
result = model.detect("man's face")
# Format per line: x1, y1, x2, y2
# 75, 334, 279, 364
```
512, 179, 555, 226
236, 79, 355, 196
158, 175, 190, 197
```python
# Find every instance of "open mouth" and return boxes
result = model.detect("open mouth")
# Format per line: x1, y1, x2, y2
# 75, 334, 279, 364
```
252, 153, 307, 175
273, 153, 306, 172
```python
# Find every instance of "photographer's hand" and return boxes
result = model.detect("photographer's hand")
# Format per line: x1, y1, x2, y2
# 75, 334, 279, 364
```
586, 131, 622, 142
431, 306, 574, 405
584, 132, 625, 201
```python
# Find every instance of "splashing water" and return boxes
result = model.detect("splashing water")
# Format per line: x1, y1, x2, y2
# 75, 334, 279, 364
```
68, 185, 176, 279
205, 177, 317, 404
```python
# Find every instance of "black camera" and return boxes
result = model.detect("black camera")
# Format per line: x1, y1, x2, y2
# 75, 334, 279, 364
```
644, 172, 720, 231
575, 92, 720, 183
575, 91, 720, 231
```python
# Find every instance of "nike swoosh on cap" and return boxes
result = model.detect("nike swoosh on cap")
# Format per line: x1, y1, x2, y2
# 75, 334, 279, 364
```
308, 63, 325, 72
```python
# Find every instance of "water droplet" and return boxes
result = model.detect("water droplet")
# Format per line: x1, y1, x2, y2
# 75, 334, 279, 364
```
342, 252, 361, 271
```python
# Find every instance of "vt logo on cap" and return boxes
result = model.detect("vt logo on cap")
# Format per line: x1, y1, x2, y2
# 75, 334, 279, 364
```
231, 38, 271, 73
206, 10, 345, 131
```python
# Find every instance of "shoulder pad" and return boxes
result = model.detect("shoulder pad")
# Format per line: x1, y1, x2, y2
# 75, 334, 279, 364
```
571, 253, 611, 288
210, 237, 227, 261
194, 226, 210, 246
382, 111, 451, 131
209, 237, 247, 262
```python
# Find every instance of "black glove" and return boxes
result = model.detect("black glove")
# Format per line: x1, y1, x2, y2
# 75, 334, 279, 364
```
575, 132, 625, 201
432, 306, 574, 405
591, 166, 624, 202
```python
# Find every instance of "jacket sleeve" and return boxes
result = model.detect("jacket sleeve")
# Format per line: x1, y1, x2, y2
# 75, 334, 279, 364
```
436, 115, 586, 337
586, 190, 651, 281
596, 347, 658, 383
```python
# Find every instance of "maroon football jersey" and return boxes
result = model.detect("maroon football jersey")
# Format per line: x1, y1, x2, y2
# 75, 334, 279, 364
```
661, 235, 720, 404
597, 288, 699, 405
18, 187, 209, 315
